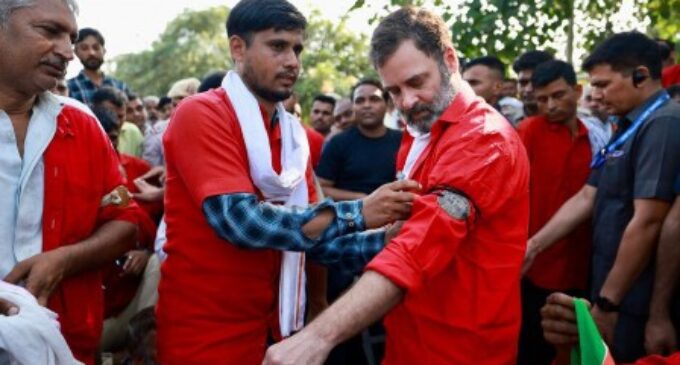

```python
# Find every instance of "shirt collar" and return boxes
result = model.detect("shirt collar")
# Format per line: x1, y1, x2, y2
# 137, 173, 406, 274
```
622, 89, 667, 127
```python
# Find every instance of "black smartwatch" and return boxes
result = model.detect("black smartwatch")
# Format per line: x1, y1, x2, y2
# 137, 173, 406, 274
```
595, 296, 620, 312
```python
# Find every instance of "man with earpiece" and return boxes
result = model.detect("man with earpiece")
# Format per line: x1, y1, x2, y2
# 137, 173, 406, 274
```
522, 31, 680, 363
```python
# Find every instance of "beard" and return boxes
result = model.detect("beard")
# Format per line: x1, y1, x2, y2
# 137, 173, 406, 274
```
399, 63, 456, 135
241, 62, 295, 103
81, 56, 103, 71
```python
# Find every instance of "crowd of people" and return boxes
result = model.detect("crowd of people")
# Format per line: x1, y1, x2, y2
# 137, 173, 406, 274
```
1, 0, 680, 364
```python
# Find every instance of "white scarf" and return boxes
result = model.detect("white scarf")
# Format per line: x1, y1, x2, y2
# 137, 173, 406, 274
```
402, 125, 431, 179
222, 71, 309, 337
0, 281, 82, 365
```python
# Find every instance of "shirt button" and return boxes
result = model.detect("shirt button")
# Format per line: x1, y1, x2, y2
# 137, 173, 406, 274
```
348, 221, 355, 228
345, 213, 353, 219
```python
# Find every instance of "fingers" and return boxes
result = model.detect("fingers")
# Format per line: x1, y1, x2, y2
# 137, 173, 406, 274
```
546, 292, 578, 310
133, 178, 153, 192
0, 298, 19, 316
386, 179, 421, 192
3, 260, 31, 284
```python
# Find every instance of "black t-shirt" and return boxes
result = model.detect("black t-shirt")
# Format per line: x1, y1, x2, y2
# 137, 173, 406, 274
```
587, 92, 680, 316
316, 127, 402, 195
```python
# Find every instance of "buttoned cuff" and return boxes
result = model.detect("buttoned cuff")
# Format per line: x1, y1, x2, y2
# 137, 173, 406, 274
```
333, 199, 366, 234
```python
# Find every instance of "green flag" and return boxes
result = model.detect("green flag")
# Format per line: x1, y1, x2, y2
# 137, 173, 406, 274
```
570, 298, 616, 365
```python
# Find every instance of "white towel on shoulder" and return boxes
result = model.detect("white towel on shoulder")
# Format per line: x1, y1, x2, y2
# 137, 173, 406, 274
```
222, 71, 309, 337
0, 281, 82, 365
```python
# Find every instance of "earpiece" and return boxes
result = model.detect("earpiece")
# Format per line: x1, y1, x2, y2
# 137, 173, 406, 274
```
632, 69, 647, 87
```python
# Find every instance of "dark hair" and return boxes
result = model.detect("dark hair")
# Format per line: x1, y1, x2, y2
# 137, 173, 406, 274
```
198, 70, 227, 93
226, 0, 306, 45
656, 38, 675, 60
351, 78, 387, 101
158, 96, 172, 109
76, 27, 105, 46
92, 106, 119, 133
463, 56, 506, 79
92, 86, 125, 108
531, 60, 577, 88
370, 6, 452, 68
127, 307, 157, 362
512, 50, 553, 73
312, 94, 336, 109
583, 32, 662, 80
667, 84, 680, 99
126, 91, 140, 102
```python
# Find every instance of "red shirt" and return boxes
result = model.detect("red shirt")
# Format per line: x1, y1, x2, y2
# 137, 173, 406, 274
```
518, 116, 593, 290
366, 86, 530, 365
156, 88, 316, 365
304, 125, 324, 168
43, 104, 138, 365
662, 64, 680, 88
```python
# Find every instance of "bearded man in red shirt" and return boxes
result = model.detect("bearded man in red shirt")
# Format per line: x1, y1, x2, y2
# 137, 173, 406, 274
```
265, 6, 530, 365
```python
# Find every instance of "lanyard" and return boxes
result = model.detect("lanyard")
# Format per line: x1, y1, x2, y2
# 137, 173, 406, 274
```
591, 92, 670, 169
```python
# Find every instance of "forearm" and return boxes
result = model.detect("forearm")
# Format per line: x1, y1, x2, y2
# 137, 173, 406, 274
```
60, 220, 137, 278
531, 185, 595, 253
305, 270, 403, 346
600, 218, 664, 303
203, 194, 364, 251
321, 186, 367, 201
649, 207, 680, 316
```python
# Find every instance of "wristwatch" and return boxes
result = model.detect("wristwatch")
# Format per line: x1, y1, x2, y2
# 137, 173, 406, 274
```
595, 296, 620, 312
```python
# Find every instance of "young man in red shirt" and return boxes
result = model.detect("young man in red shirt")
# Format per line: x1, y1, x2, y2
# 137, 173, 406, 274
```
264, 6, 529, 365
0, 1, 138, 363
518, 60, 594, 365
156, 1, 418, 364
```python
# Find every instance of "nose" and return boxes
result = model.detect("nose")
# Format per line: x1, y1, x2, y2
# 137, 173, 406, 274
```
56, 36, 74, 62
401, 90, 418, 112
591, 87, 604, 102
282, 49, 300, 71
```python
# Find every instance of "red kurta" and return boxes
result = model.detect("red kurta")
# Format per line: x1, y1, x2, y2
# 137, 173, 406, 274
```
518, 115, 593, 290
304, 125, 324, 168
366, 85, 530, 364
156, 88, 316, 365
662, 64, 680, 88
43, 104, 138, 364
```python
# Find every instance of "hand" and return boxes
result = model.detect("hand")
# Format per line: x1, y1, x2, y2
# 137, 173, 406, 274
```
645, 316, 677, 355
138, 166, 166, 185
591, 304, 618, 345
541, 292, 585, 348
522, 237, 541, 276
121, 250, 151, 276
262, 330, 333, 365
0, 298, 19, 316
362, 180, 420, 229
132, 178, 164, 202
384, 220, 405, 244
3, 248, 71, 306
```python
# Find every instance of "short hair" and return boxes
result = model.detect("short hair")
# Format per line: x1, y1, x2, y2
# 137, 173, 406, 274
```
657, 38, 675, 60
92, 86, 125, 108
311, 94, 336, 109
463, 56, 506, 79
126, 91, 140, 103
0, 0, 78, 26
370, 6, 452, 68
76, 27, 105, 46
92, 106, 119, 133
512, 50, 554, 73
226, 0, 306, 45
667, 85, 680, 99
158, 96, 172, 109
351, 78, 387, 101
198, 70, 227, 93
531, 60, 577, 88
583, 32, 662, 80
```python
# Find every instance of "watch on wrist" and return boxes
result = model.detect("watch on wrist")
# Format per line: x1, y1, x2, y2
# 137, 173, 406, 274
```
595, 296, 620, 312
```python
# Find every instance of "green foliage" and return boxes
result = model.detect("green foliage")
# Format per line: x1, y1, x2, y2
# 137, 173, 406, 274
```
645, 0, 680, 43
112, 6, 231, 97
296, 10, 376, 120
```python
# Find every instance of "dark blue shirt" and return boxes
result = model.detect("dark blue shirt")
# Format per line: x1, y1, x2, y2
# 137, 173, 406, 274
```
67, 70, 130, 105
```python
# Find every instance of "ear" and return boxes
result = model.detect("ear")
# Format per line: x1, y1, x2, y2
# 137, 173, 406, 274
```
229, 35, 247, 65
443, 46, 459, 75
574, 83, 583, 100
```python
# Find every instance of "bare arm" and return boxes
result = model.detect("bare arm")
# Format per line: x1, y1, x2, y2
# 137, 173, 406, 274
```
599, 198, 670, 303
523, 184, 597, 274
4, 220, 137, 305
318, 177, 367, 201
263, 271, 403, 365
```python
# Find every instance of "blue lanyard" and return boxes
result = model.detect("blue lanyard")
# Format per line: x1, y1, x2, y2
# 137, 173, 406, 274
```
591, 92, 670, 169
